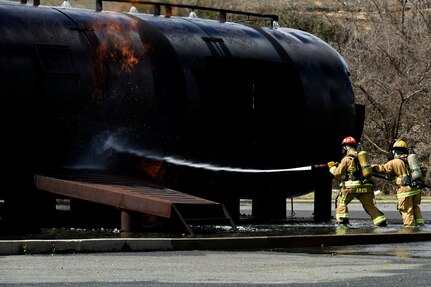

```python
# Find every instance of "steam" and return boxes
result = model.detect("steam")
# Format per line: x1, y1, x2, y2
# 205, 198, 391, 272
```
103, 136, 311, 173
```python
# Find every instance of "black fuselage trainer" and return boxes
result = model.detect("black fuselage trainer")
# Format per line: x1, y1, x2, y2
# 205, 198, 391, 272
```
0, 0, 364, 225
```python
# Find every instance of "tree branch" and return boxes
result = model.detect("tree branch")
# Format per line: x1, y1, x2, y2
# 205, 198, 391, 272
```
363, 133, 390, 154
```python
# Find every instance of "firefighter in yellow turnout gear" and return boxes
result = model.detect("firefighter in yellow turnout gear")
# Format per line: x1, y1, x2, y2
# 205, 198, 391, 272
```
329, 136, 387, 226
373, 140, 427, 227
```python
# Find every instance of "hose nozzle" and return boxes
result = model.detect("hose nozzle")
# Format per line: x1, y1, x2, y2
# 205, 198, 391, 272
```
312, 164, 327, 170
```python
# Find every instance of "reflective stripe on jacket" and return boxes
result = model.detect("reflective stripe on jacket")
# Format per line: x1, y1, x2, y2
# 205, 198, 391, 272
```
373, 156, 423, 197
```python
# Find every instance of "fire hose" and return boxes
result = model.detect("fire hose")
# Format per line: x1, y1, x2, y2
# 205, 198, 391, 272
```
373, 173, 431, 189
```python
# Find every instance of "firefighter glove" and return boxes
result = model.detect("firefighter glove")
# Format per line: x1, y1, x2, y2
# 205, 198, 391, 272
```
327, 161, 338, 168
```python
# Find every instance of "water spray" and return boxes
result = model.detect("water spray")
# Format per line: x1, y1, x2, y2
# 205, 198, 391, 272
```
103, 136, 327, 174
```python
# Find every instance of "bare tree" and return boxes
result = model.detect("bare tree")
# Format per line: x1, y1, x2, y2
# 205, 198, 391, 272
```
336, 0, 431, 192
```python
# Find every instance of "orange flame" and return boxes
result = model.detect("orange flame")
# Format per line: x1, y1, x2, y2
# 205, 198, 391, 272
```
138, 160, 164, 179
93, 16, 144, 73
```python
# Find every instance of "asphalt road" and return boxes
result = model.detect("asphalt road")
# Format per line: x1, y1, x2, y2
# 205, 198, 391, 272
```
1, 242, 431, 286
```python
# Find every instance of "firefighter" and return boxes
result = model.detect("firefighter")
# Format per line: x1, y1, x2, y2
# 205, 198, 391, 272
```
328, 136, 387, 226
373, 140, 427, 227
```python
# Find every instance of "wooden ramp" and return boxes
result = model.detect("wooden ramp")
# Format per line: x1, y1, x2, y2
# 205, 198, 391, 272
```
33, 172, 237, 234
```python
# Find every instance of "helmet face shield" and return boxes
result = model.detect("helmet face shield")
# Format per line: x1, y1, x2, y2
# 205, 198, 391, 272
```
341, 145, 349, 156
392, 147, 408, 155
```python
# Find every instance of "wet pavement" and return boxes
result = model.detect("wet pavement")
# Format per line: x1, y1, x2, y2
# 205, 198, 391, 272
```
1, 200, 430, 240
0, 200, 430, 257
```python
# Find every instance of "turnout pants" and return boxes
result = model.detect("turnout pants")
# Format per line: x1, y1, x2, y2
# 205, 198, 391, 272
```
336, 189, 386, 225
397, 193, 423, 227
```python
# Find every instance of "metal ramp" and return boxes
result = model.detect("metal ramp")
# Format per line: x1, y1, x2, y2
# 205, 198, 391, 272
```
33, 172, 237, 235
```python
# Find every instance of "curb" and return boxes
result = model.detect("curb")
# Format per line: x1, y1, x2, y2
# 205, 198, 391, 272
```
2, 232, 431, 255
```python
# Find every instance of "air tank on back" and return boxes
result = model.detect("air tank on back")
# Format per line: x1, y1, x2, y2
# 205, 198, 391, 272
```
0, 0, 364, 223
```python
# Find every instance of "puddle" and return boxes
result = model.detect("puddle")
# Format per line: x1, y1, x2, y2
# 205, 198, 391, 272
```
2, 219, 430, 240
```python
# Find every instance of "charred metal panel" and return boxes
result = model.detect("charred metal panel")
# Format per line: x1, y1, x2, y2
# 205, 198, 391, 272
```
33, 172, 237, 232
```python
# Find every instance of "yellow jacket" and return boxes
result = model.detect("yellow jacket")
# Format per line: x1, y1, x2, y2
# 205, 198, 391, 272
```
373, 155, 421, 198
330, 149, 372, 192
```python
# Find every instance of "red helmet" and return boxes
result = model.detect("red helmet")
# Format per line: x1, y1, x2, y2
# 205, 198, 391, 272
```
341, 136, 357, 146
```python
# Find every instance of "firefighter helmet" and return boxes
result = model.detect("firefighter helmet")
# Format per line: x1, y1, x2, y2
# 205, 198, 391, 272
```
391, 139, 408, 154
341, 136, 357, 146
393, 140, 408, 149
